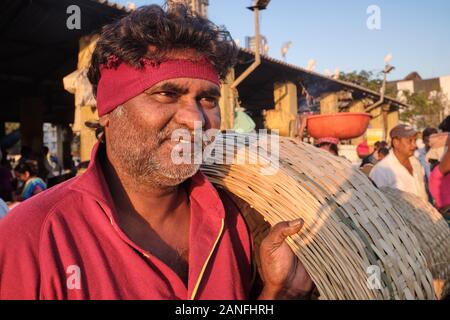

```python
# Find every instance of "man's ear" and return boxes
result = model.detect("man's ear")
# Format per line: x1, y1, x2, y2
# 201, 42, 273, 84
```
391, 138, 398, 149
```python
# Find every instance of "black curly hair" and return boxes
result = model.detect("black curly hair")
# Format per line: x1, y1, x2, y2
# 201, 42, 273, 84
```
14, 161, 38, 177
87, 4, 238, 97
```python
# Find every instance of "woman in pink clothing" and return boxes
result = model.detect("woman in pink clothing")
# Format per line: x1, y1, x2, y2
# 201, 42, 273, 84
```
428, 142, 450, 225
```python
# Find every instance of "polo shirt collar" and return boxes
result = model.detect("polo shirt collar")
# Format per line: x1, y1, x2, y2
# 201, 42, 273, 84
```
69, 142, 113, 206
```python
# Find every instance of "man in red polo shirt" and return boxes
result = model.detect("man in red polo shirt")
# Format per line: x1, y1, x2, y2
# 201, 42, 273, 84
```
0, 4, 313, 300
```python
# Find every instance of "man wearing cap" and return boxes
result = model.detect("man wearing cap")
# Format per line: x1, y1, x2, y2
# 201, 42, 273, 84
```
0, 5, 313, 300
369, 125, 427, 200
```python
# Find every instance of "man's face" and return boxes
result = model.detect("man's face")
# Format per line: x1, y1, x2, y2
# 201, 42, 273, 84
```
105, 58, 221, 187
393, 136, 417, 157
15, 171, 30, 183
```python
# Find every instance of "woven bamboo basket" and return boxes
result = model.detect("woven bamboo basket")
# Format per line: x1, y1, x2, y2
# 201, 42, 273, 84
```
380, 187, 450, 299
201, 132, 436, 300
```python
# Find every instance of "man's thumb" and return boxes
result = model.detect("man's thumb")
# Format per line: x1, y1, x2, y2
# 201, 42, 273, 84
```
267, 218, 304, 245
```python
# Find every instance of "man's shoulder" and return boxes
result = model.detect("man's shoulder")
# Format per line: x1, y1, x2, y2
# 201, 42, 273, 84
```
213, 187, 238, 217
369, 155, 395, 180
215, 188, 250, 229
371, 155, 391, 172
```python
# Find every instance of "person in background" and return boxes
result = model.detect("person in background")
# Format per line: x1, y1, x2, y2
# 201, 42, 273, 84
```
0, 149, 13, 202
373, 141, 388, 161
1, 148, 12, 170
370, 125, 427, 201
427, 119, 450, 172
315, 137, 339, 156
429, 136, 450, 200
18, 146, 33, 165
417, 127, 438, 179
377, 147, 389, 161
13, 161, 47, 201
42, 146, 59, 177
416, 127, 439, 203
0, 198, 9, 220
42, 146, 62, 187
357, 141, 376, 176
439, 115, 450, 133
429, 142, 450, 225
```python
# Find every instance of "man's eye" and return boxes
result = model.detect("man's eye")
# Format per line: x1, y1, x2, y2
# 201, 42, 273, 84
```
200, 97, 219, 108
156, 91, 177, 98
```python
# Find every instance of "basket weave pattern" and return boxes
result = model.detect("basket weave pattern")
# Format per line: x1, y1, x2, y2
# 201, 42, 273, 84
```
201, 133, 436, 300
380, 187, 450, 299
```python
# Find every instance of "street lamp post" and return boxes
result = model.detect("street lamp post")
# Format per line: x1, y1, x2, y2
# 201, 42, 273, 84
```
366, 55, 395, 140
229, 1, 271, 128
231, 0, 271, 90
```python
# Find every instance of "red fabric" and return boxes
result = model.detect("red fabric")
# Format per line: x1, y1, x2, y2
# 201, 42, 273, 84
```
429, 165, 450, 209
96, 57, 220, 116
0, 143, 252, 300
356, 141, 370, 156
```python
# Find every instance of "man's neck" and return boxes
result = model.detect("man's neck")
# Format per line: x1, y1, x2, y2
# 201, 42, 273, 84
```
101, 148, 188, 227
393, 149, 413, 173
393, 149, 410, 163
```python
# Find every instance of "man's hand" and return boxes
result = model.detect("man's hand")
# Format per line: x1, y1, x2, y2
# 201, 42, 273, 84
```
258, 219, 315, 300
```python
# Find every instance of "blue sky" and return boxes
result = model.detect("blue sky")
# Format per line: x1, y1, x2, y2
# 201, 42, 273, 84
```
116, 0, 450, 80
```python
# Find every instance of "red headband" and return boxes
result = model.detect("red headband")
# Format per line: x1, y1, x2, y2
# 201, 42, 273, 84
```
96, 56, 220, 116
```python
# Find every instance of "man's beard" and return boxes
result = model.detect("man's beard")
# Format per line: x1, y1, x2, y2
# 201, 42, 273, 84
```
107, 108, 202, 188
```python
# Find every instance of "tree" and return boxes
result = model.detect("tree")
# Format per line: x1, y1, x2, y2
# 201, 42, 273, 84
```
340, 70, 449, 130
339, 70, 397, 97
400, 90, 448, 130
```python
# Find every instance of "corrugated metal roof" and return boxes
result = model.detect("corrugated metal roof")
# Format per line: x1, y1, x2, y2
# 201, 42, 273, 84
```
238, 47, 408, 109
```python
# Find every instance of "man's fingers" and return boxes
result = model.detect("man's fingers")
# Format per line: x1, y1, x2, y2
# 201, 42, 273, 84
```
264, 218, 304, 246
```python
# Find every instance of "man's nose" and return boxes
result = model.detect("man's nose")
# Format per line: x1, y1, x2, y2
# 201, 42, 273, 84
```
174, 99, 206, 131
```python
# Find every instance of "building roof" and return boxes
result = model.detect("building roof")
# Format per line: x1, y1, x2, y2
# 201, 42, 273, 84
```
235, 48, 408, 112
0, 0, 128, 123
403, 71, 423, 81
390, 72, 442, 94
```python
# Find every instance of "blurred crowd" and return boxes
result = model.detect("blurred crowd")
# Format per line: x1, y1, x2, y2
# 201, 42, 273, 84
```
2, 116, 450, 225
313, 115, 450, 225
0, 145, 78, 218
